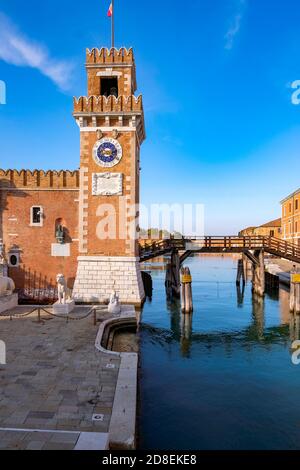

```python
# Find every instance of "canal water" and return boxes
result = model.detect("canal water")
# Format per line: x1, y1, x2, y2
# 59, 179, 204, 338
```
138, 255, 300, 450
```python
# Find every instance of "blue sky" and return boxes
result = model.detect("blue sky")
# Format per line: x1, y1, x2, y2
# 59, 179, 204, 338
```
0, 0, 300, 234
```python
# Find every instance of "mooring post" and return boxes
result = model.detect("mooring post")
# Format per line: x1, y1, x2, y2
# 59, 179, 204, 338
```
290, 267, 300, 314
236, 259, 245, 286
181, 267, 186, 312
181, 267, 193, 313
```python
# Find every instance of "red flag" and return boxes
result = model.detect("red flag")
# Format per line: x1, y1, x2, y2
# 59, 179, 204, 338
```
107, 2, 113, 17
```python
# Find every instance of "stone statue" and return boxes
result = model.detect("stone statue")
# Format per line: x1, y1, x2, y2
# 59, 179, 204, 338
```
108, 291, 121, 315
0, 276, 15, 297
0, 242, 6, 268
55, 225, 65, 244
56, 274, 69, 304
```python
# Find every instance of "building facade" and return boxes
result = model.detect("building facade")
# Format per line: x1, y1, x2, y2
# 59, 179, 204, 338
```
281, 189, 300, 245
239, 218, 281, 238
0, 47, 146, 305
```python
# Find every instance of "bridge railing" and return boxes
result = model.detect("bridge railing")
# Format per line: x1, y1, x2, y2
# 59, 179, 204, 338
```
265, 236, 300, 260
184, 236, 267, 250
139, 235, 300, 262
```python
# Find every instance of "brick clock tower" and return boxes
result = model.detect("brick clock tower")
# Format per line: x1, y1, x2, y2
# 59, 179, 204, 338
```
72, 47, 145, 306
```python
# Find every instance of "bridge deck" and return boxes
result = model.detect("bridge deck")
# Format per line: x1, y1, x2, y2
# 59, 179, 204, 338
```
139, 236, 300, 265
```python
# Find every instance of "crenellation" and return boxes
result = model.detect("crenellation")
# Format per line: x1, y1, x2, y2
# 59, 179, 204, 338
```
73, 95, 143, 114
86, 47, 134, 65
0, 169, 80, 189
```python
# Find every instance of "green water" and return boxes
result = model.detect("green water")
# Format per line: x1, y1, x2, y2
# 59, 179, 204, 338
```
138, 255, 300, 450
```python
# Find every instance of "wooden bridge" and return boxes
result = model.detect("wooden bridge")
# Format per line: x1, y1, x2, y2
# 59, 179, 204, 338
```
139, 236, 300, 298
140, 236, 300, 264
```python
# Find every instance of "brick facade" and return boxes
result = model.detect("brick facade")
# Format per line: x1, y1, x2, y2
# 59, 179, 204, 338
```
281, 189, 300, 245
0, 170, 79, 300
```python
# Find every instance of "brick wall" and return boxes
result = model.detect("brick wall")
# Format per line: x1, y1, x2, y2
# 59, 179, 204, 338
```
0, 170, 79, 295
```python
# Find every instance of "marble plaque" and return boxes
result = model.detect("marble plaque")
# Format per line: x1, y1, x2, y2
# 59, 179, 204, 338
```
92, 173, 123, 196
51, 243, 70, 257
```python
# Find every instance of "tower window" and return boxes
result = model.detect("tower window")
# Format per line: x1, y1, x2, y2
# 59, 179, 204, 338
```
30, 206, 43, 226
101, 78, 118, 97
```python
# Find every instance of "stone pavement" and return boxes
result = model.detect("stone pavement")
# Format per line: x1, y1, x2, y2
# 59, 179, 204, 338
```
0, 306, 121, 450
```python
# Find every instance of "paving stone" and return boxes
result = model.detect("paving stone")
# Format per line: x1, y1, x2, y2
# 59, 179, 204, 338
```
0, 307, 122, 449
26, 441, 45, 450
42, 442, 75, 450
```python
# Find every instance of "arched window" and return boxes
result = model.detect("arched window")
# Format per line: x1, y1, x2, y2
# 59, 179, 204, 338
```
55, 218, 66, 244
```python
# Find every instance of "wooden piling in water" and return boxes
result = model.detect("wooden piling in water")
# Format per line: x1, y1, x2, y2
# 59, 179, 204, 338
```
181, 267, 193, 313
290, 268, 300, 314
252, 249, 265, 297
236, 259, 245, 286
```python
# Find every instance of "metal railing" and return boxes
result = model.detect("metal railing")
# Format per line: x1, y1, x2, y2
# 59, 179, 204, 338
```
0, 306, 98, 325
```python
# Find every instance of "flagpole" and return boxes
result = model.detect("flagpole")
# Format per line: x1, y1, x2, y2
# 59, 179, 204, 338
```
111, 0, 115, 48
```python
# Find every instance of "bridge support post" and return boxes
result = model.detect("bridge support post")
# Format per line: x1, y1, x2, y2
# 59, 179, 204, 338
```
165, 249, 181, 298
242, 254, 252, 282
236, 259, 245, 286
252, 249, 265, 297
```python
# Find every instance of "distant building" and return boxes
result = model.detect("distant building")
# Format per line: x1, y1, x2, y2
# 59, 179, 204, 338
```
281, 188, 300, 245
239, 218, 281, 238
239, 226, 256, 236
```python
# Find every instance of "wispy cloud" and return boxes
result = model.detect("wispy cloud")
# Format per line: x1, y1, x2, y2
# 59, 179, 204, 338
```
0, 12, 73, 90
225, 0, 247, 51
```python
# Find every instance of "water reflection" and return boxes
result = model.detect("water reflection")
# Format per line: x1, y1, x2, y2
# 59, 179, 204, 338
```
139, 256, 300, 450
236, 283, 245, 307
143, 285, 293, 357
180, 313, 193, 358
251, 293, 265, 340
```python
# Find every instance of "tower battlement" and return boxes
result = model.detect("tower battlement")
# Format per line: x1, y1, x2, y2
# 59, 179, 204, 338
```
0, 169, 79, 189
73, 95, 143, 114
86, 47, 134, 65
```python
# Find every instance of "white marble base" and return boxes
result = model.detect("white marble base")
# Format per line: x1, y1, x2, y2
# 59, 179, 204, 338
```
53, 299, 75, 315
73, 256, 145, 306
74, 432, 109, 450
0, 293, 18, 314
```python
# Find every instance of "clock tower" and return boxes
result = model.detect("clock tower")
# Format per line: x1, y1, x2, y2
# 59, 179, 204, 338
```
72, 47, 145, 306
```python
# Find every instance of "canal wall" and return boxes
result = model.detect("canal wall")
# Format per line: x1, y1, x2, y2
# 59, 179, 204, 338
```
95, 305, 138, 450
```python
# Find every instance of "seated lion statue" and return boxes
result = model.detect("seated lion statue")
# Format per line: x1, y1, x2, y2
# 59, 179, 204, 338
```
0, 276, 15, 297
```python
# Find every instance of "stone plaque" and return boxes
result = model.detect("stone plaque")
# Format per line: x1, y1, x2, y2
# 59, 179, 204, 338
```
51, 243, 70, 257
92, 173, 123, 196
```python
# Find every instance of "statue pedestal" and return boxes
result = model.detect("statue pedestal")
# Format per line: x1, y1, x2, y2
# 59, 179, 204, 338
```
0, 293, 18, 314
53, 299, 75, 315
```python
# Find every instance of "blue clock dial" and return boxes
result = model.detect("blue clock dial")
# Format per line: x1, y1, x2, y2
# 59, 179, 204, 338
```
97, 142, 118, 164
93, 137, 123, 168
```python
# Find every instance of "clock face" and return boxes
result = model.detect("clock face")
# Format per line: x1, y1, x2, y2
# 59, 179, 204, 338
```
93, 138, 122, 168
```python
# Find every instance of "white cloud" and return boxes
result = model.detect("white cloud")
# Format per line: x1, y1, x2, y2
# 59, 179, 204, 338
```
225, 0, 247, 50
0, 12, 73, 90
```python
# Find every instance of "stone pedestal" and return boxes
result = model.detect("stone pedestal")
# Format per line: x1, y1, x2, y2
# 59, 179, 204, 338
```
73, 256, 145, 306
53, 299, 75, 315
0, 293, 18, 314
